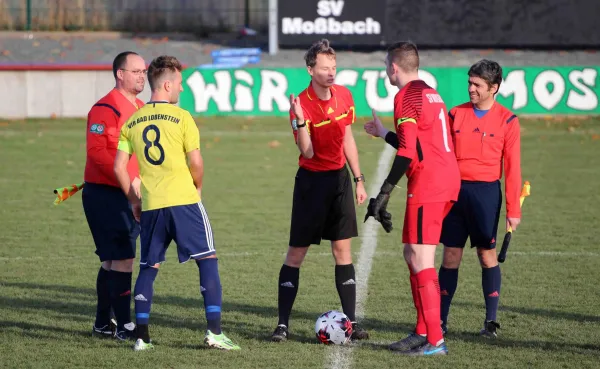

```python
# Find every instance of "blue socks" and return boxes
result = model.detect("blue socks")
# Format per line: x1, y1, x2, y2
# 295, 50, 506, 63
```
197, 258, 222, 334
438, 266, 459, 326
482, 265, 501, 321
134, 266, 158, 326
132, 258, 223, 341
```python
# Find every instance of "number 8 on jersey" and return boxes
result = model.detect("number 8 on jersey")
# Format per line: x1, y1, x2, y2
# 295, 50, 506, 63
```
143, 124, 165, 165
117, 102, 201, 211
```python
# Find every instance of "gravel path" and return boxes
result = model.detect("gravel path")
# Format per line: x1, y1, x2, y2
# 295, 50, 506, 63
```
0, 32, 598, 68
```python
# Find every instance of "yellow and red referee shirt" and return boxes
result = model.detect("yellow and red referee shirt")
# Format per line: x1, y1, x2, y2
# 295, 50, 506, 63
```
289, 83, 355, 172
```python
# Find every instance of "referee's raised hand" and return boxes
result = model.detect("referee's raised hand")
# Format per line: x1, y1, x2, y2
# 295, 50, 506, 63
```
289, 94, 305, 121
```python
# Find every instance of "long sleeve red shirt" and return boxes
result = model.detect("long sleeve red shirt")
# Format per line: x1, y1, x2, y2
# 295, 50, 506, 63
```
448, 102, 522, 218
84, 88, 144, 187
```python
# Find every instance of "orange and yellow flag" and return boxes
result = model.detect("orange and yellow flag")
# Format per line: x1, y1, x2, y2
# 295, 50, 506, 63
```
53, 182, 85, 205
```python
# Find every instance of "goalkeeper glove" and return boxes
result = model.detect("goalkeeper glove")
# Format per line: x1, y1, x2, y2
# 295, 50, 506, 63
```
364, 180, 394, 233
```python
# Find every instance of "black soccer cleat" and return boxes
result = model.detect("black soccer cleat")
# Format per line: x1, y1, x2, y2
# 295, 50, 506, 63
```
114, 322, 137, 341
394, 342, 448, 356
271, 324, 288, 342
388, 332, 427, 352
92, 324, 114, 338
480, 320, 500, 338
351, 322, 369, 340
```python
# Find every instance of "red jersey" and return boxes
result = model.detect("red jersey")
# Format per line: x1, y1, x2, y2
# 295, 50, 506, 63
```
394, 80, 460, 204
84, 88, 144, 187
448, 102, 522, 218
290, 83, 355, 172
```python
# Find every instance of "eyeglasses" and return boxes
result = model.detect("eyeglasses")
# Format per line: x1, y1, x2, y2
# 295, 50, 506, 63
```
120, 69, 147, 76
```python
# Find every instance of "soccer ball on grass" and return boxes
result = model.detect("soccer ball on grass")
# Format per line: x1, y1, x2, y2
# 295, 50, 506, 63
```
314, 310, 353, 345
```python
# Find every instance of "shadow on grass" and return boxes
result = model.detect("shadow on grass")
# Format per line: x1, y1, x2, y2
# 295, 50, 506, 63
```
450, 300, 600, 323
0, 320, 92, 338
445, 328, 600, 355
6, 280, 600, 323
3, 280, 600, 353
0, 281, 414, 337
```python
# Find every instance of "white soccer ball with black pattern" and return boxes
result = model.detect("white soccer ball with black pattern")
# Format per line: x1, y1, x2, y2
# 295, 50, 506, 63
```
315, 310, 353, 345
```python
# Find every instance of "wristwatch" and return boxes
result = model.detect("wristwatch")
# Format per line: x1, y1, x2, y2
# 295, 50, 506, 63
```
292, 119, 306, 130
354, 174, 365, 183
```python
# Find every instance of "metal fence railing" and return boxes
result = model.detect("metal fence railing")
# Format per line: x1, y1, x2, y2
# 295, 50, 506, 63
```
0, 0, 269, 33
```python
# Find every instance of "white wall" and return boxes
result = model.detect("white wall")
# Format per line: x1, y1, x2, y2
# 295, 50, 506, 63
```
0, 70, 152, 119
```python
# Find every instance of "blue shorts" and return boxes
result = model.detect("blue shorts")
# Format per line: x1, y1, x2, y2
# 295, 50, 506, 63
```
82, 182, 139, 262
440, 180, 502, 249
139, 202, 216, 266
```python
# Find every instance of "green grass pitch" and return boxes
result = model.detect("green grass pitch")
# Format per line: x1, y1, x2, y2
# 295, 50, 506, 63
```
0, 116, 599, 368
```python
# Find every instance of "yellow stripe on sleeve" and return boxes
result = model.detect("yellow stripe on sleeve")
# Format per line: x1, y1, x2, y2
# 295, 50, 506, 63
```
397, 117, 417, 126
117, 139, 133, 154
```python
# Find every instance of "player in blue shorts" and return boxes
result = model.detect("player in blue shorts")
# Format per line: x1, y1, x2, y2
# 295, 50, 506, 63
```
113, 55, 241, 351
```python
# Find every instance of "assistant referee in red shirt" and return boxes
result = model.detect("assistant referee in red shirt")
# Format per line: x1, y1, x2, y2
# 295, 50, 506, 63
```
83, 51, 146, 341
271, 39, 369, 343
438, 59, 522, 339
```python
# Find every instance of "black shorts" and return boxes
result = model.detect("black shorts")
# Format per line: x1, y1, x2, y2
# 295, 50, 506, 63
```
289, 166, 358, 247
82, 182, 140, 262
440, 180, 502, 249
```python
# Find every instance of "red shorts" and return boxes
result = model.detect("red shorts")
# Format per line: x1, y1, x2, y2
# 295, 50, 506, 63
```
402, 201, 455, 245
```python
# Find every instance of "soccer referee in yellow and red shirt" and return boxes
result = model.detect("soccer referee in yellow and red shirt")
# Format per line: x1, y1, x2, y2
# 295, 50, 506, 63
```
271, 39, 369, 343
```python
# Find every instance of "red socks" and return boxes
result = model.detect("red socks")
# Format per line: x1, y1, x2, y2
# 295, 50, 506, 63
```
415, 268, 444, 346
408, 265, 427, 335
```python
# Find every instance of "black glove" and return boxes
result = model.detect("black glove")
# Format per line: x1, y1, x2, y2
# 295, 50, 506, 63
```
364, 181, 394, 233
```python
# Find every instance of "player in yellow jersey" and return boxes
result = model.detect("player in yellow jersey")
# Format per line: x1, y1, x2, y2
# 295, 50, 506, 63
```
114, 55, 241, 352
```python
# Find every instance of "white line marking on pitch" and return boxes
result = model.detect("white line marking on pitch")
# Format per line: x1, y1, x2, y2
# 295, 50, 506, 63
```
325, 144, 396, 369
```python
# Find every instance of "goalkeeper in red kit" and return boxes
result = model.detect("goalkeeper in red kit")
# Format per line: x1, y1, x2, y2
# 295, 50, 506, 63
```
364, 41, 460, 356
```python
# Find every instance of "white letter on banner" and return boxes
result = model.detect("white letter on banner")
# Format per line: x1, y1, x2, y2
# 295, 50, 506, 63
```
567, 68, 598, 110
281, 18, 302, 34
233, 70, 254, 111
315, 18, 327, 34
418, 70, 437, 90
498, 70, 527, 110
302, 21, 315, 34
362, 71, 394, 112
335, 70, 358, 87
365, 18, 381, 34
354, 21, 366, 35
186, 70, 232, 112
328, 18, 341, 34
341, 21, 354, 34
259, 70, 290, 112
330, 1, 345, 16
317, 1, 331, 17
533, 70, 565, 110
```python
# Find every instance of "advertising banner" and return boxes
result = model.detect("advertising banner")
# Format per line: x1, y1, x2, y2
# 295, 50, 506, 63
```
180, 66, 600, 116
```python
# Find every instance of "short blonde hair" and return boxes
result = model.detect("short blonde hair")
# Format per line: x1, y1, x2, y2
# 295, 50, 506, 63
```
147, 55, 183, 90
